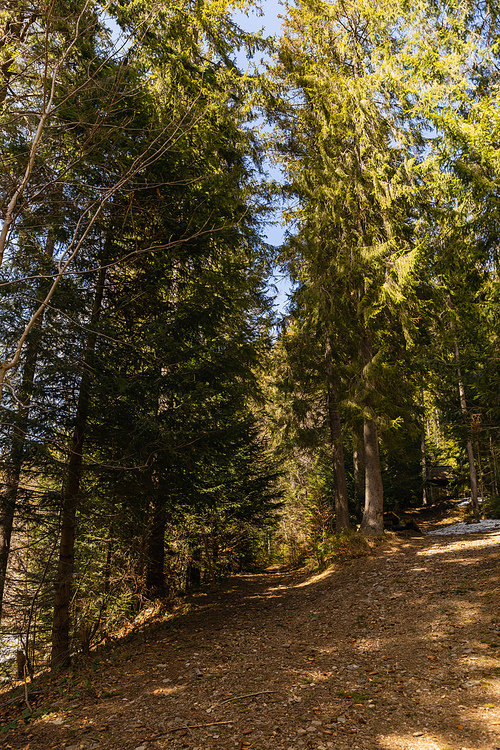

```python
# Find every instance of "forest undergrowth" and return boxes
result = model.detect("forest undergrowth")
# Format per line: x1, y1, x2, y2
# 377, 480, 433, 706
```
1, 510, 500, 750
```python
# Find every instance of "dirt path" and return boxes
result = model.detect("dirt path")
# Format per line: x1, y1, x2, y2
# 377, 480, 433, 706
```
4, 529, 500, 750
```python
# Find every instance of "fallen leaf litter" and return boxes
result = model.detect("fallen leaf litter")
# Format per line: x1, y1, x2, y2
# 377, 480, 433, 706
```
3, 520, 500, 750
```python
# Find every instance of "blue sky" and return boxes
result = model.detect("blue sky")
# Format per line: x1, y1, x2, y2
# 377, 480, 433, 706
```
233, 0, 284, 46
233, 0, 292, 314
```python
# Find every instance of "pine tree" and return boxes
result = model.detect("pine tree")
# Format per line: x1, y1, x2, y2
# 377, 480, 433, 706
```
272, 0, 420, 535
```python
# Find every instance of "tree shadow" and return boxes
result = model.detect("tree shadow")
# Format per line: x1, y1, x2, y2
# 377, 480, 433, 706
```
5, 531, 500, 749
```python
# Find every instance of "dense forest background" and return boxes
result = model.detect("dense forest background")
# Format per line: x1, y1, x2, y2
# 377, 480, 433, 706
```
0, 0, 499, 673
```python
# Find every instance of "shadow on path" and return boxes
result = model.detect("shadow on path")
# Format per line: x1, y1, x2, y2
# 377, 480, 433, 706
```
5, 531, 500, 750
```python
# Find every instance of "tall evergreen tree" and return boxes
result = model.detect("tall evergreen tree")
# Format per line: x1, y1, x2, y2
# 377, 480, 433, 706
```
272, 0, 420, 534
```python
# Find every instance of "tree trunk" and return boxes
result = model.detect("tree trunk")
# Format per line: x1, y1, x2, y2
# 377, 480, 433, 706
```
475, 436, 484, 502
359, 332, 384, 536
421, 420, 428, 506
454, 341, 479, 521
325, 337, 350, 531
490, 436, 499, 498
353, 425, 365, 517
145, 492, 166, 598
104, 536, 112, 597
0, 8, 36, 107
50, 264, 106, 670
360, 417, 384, 535
0, 230, 55, 619
0, 325, 42, 620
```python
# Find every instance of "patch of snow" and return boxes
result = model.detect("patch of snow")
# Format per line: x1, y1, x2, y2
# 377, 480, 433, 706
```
454, 497, 487, 507
428, 519, 500, 536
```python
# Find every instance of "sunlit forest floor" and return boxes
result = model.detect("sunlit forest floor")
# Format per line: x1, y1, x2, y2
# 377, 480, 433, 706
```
3, 517, 500, 750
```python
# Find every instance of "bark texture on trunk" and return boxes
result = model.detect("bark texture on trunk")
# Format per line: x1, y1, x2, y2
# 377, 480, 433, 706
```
51, 265, 106, 670
145, 493, 166, 599
454, 341, 479, 521
490, 437, 499, 498
359, 332, 384, 536
466, 439, 479, 516
421, 423, 428, 506
353, 426, 365, 516
0, 457, 22, 620
51, 418, 84, 668
325, 338, 350, 531
0, 325, 41, 619
0, 232, 54, 619
360, 417, 384, 535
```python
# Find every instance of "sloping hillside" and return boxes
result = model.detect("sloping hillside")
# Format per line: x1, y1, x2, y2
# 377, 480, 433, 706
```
3, 526, 500, 750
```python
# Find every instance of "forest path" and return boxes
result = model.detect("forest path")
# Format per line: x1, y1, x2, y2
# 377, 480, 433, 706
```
5, 529, 500, 750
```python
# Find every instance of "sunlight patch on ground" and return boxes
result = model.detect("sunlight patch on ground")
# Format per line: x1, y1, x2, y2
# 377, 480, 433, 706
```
246, 592, 285, 601
266, 584, 294, 593
412, 556, 484, 568
378, 732, 442, 750
353, 635, 383, 652
467, 689, 500, 727
288, 668, 333, 686
41, 713, 65, 726
292, 569, 335, 588
151, 685, 185, 696
418, 534, 500, 556
468, 681, 500, 700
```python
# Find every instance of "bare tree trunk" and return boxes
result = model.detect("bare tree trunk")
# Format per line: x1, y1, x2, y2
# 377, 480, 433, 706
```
0, 231, 55, 619
103, 534, 112, 597
353, 425, 365, 516
0, 6, 36, 106
359, 332, 384, 536
360, 417, 384, 535
475, 434, 484, 502
421, 417, 428, 506
490, 436, 499, 498
325, 338, 350, 531
51, 264, 106, 670
0, 327, 42, 619
145, 492, 166, 599
454, 341, 479, 521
